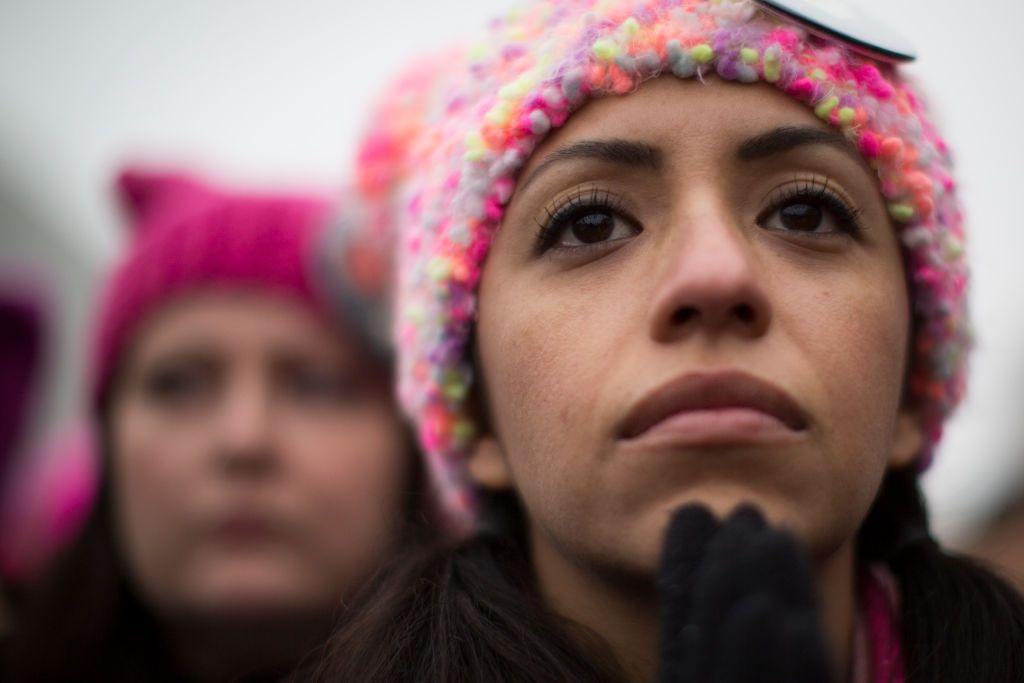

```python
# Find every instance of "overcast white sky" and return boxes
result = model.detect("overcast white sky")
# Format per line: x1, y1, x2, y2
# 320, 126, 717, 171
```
1, 0, 1022, 540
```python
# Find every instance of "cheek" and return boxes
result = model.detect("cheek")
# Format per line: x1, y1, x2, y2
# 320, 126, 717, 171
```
279, 407, 410, 580
284, 407, 408, 504
789, 270, 909, 441
477, 255, 652, 535
478, 268, 628, 462
109, 403, 208, 604
775, 260, 909, 546
112, 409, 206, 518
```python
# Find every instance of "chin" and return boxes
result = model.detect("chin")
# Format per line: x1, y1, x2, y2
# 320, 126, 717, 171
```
634, 485, 808, 547
653, 484, 852, 560
672, 487, 791, 522
187, 566, 333, 615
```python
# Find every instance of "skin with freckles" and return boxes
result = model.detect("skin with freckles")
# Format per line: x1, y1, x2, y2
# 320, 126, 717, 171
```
109, 290, 410, 620
469, 77, 923, 680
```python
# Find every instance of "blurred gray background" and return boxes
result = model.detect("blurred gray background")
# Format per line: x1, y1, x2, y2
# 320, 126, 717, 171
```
1, 0, 1021, 542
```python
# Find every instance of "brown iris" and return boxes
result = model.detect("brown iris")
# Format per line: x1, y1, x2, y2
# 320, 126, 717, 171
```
779, 202, 823, 232
570, 211, 616, 243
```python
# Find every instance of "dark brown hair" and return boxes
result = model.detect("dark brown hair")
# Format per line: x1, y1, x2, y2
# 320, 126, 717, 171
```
308, 470, 1024, 682
3, 477, 182, 682
304, 491, 625, 682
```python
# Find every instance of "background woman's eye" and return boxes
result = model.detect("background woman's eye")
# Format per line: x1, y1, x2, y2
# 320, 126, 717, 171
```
142, 364, 214, 406
280, 365, 363, 405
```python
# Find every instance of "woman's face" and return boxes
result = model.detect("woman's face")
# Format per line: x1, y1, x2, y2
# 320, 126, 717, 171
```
473, 77, 922, 578
110, 290, 409, 617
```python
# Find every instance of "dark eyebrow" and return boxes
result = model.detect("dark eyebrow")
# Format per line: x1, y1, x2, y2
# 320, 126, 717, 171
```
737, 125, 862, 165
519, 138, 662, 192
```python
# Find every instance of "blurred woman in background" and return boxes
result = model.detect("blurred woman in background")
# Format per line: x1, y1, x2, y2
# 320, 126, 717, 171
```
3, 168, 416, 681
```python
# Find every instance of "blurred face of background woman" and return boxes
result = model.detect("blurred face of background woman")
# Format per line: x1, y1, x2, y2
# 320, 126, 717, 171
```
109, 289, 409, 620
2, 170, 416, 681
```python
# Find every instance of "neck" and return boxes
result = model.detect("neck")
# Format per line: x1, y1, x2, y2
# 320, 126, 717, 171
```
531, 529, 659, 681
163, 610, 334, 682
818, 539, 858, 683
531, 527, 859, 683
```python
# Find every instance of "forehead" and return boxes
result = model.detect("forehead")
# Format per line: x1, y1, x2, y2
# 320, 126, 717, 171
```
520, 76, 833, 174
130, 290, 341, 359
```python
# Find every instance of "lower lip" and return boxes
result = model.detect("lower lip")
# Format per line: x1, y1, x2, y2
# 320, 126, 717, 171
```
622, 407, 803, 448
213, 518, 276, 544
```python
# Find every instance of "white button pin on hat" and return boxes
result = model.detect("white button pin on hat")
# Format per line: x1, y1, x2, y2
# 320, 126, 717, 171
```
756, 0, 917, 63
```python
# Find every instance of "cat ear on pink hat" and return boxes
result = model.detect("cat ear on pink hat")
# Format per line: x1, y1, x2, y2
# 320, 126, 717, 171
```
91, 167, 338, 407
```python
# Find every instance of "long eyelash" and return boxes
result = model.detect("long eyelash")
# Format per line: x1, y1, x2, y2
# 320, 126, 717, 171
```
763, 176, 864, 235
534, 186, 628, 254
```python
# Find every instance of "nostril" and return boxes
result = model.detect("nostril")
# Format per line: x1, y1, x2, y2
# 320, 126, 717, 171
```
672, 307, 697, 326
733, 303, 756, 324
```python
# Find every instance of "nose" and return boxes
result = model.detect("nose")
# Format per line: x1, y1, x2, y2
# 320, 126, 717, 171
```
213, 372, 277, 477
649, 207, 771, 343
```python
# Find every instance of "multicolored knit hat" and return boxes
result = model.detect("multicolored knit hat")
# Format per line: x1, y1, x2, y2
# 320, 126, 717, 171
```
361, 0, 969, 534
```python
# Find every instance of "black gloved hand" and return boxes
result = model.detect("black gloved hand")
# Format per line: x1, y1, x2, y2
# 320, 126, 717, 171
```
657, 504, 832, 683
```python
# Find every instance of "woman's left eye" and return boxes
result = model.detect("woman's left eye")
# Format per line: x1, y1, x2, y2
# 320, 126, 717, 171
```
757, 185, 862, 237
283, 368, 361, 403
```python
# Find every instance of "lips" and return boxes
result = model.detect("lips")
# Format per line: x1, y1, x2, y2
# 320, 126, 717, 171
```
618, 370, 808, 442
211, 509, 283, 545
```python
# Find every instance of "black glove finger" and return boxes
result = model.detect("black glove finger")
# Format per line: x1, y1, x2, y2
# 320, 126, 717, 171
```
689, 505, 791, 609
712, 592, 831, 683
692, 509, 816, 618
776, 608, 833, 683
658, 503, 719, 683
703, 528, 815, 610
661, 505, 772, 681
714, 591, 783, 683
687, 507, 823, 681
687, 508, 784, 642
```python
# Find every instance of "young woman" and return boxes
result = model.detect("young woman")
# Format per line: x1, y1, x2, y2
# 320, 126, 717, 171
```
316, 1, 1024, 681
3, 168, 417, 681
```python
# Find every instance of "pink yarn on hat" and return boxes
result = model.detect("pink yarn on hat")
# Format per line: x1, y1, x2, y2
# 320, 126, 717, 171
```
91, 168, 333, 406
0, 422, 98, 580
358, 0, 970, 535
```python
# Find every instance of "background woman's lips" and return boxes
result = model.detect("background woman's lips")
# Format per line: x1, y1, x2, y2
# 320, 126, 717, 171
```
618, 370, 809, 442
211, 511, 283, 545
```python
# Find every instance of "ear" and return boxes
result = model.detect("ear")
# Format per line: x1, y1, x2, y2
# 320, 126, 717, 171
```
115, 167, 216, 234
466, 433, 513, 491
889, 406, 924, 470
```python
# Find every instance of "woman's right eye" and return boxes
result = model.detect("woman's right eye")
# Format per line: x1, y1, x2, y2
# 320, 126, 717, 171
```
536, 189, 641, 254
556, 208, 637, 247
141, 365, 212, 405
